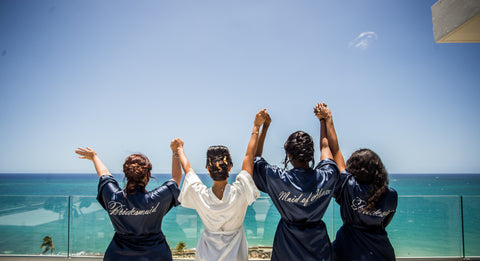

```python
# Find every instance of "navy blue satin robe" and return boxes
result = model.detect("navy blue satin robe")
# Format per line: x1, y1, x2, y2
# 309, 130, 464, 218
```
333, 171, 397, 261
253, 157, 339, 261
97, 175, 180, 261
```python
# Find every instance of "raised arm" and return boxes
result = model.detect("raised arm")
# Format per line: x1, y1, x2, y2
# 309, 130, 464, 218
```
242, 109, 267, 176
171, 138, 194, 175
75, 147, 112, 177
255, 113, 271, 157
315, 103, 346, 172
319, 118, 333, 161
170, 140, 182, 186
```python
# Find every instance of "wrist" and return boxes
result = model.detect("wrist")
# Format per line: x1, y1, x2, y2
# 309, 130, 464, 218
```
172, 151, 180, 159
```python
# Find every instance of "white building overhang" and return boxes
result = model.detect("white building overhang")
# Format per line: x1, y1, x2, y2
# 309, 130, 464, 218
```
432, 0, 480, 43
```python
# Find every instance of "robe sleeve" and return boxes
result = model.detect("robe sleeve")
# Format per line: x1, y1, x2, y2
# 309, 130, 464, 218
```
314, 159, 340, 179
314, 158, 340, 194
334, 171, 352, 201
178, 170, 207, 209
233, 170, 260, 205
151, 180, 181, 209
253, 156, 270, 192
97, 175, 121, 210
382, 188, 398, 228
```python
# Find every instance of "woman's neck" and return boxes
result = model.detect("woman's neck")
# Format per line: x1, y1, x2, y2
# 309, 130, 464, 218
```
291, 159, 310, 170
212, 179, 228, 200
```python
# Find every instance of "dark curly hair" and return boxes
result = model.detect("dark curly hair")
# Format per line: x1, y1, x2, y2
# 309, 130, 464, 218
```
123, 154, 152, 195
206, 145, 233, 181
283, 131, 315, 169
346, 148, 389, 211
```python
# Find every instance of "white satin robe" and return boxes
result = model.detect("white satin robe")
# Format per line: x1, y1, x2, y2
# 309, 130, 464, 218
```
178, 170, 260, 261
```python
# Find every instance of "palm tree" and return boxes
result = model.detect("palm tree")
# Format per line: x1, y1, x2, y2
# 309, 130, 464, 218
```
40, 236, 54, 254
175, 241, 186, 252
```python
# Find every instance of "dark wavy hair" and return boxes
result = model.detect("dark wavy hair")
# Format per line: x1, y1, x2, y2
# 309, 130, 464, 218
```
123, 154, 152, 195
206, 145, 233, 181
283, 131, 315, 169
346, 148, 389, 211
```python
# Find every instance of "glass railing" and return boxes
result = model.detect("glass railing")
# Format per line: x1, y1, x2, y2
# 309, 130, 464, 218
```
0, 195, 69, 256
463, 196, 480, 257
0, 195, 478, 258
387, 196, 463, 257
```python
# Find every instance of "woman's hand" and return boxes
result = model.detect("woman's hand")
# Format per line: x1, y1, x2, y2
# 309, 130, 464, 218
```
315, 102, 346, 171
170, 138, 184, 152
75, 147, 97, 161
170, 138, 183, 186
171, 138, 193, 175
254, 108, 267, 127
254, 109, 270, 158
243, 108, 268, 176
264, 112, 271, 128
76, 147, 111, 177
314, 103, 331, 120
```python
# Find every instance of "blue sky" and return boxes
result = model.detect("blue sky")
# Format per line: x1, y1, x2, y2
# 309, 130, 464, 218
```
1, 0, 479, 174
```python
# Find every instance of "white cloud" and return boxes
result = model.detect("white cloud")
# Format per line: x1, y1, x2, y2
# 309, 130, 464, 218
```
349, 32, 378, 50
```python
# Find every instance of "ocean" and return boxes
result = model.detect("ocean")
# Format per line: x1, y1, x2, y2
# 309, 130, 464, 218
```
0, 173, 479, 258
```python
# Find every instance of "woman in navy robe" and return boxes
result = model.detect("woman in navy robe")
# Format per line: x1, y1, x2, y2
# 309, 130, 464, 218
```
252, 108, 340, 261
75, 146, 182, 261
314, 103, 397, 261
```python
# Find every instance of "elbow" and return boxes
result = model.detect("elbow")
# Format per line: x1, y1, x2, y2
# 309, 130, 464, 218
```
320, 138, 329, 150
172, 178, 181, 187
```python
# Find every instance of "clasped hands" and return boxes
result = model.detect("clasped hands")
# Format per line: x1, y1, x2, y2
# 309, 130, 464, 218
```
170, 138, 184, 153
254, 109, 271, 127
314, 103, 331, 120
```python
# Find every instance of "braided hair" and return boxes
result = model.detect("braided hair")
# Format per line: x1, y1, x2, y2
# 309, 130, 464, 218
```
283, 131, 315, 169
346, 148, 389, 211
123, 154, 152, 195
206, 145, 233, 181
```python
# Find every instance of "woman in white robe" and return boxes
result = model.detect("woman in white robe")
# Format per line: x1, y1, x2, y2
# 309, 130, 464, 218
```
171, 109, 268, 261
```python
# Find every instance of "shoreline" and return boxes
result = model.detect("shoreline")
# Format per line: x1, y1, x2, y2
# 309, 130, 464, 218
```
171, 246, 272, 260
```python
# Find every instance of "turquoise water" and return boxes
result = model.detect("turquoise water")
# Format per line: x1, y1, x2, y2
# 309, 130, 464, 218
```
0, 173, 479, 257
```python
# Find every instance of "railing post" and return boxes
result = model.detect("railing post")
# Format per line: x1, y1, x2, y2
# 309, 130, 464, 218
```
68, 196, 71, 259
460, 195, 465, 259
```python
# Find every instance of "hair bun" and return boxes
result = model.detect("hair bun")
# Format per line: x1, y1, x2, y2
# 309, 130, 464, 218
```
123, 154, 152, 195
206, 145, 232, 181
283, 131, 315, 168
